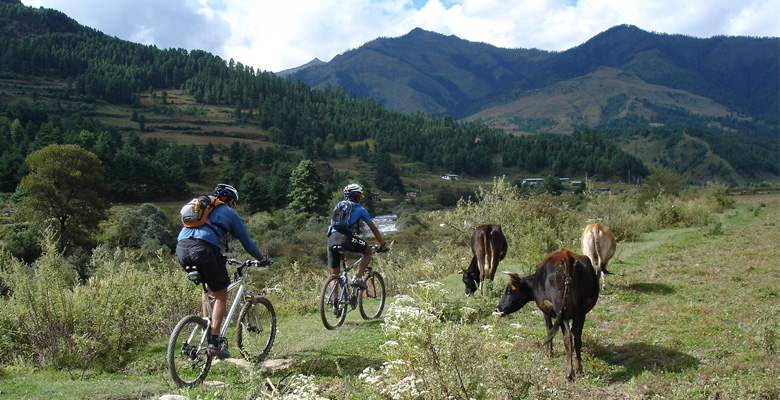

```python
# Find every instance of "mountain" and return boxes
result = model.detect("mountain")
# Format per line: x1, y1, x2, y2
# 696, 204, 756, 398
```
283, 25, 779, 137
0, 1, 776, 188
283, 28, 551, 117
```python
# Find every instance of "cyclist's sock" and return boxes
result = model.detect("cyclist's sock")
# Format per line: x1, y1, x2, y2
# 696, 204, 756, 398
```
209, 334, 220, 346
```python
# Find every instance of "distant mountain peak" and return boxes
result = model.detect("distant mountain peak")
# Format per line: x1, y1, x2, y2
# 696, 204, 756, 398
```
275, 58, 326, 76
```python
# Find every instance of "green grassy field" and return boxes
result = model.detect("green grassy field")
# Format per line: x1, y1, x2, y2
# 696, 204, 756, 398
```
0, 194, 777, 399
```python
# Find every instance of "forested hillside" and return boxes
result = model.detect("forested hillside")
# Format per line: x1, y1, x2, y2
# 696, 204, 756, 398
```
0, 0, 651, 205
284, 25, 779, 183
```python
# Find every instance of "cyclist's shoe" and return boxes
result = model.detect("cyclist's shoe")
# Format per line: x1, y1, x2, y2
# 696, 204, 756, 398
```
207, 343, 230, 359
351, 277, 368, 290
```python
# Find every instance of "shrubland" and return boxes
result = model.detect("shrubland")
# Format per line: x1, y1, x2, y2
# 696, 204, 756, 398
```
0, 180, 776, 400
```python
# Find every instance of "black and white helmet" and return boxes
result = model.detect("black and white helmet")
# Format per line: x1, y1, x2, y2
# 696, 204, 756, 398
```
215, 183, 239, 202
343, 183, 363, 201
343, 183, 364, 195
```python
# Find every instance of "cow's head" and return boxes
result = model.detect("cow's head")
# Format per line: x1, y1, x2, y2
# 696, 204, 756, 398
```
494, 272, 534, 316
459, 267, 479, 296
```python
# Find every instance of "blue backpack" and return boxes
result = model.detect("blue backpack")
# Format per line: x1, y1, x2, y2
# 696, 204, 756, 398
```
329, 200, 355, 232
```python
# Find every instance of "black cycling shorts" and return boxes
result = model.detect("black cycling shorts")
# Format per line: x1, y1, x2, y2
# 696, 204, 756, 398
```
176, 238, 230, 292
327, 230, 367, 270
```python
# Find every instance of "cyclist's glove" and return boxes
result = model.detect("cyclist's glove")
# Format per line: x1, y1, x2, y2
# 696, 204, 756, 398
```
259, 257, 274, 267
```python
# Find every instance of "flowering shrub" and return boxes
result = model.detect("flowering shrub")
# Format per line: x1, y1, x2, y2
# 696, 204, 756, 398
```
359, 281, 531, 399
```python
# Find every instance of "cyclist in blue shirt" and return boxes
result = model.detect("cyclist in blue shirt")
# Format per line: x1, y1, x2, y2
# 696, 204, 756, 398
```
176, 183, 270, 359
327, 183, 387, 289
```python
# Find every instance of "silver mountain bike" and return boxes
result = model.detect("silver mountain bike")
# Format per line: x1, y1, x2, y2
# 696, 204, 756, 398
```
167, 258, 276, 388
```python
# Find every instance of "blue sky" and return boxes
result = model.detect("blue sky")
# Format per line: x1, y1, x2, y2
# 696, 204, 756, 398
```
22, 0, 780, 73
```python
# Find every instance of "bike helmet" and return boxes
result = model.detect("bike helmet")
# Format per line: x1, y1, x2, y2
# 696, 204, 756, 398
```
343, 183, 363, 201
215, 183, 239, 203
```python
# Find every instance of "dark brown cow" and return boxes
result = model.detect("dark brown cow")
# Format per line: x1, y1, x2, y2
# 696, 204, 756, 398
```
495, 248, 599, 381
459, 224, 507, 295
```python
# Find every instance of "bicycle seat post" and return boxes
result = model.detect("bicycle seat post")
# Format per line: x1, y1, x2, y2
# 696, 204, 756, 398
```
202, 283, 214, 322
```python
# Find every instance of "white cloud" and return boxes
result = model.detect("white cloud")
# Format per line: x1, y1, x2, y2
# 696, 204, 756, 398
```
22, 0, 780, 72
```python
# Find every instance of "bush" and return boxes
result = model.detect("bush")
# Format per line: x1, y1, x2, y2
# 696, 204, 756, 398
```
584, 187, 646, 242
432, 176, 580, 272
358, 282, 532, 400
0, 238, 195, 369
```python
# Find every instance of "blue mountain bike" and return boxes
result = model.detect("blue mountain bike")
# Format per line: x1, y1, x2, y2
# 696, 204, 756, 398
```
319, 245, 387, 330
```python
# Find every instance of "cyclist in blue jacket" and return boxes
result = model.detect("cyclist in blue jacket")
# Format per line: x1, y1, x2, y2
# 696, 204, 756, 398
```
176, 183, 270, 359
327, 183, 387, 289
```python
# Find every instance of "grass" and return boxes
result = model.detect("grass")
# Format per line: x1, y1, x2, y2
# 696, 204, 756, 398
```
0, 194, 778, 399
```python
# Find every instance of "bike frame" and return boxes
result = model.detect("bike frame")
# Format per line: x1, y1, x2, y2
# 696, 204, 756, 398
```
195, 260, 256, 343
331, 258, 361, 303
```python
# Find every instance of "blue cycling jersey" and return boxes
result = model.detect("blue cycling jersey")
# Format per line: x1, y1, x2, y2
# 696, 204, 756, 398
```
178, 204, 265, 260
345, 202, 371, 232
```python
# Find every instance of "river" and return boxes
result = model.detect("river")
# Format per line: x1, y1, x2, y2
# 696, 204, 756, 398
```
371, 214, 397, 235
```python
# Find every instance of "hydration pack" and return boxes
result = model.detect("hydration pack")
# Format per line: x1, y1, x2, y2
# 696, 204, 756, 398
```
180, 195, 226, 228
329, 200, 355, 232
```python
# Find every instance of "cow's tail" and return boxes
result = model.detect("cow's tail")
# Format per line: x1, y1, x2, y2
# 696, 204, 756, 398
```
594, 229, 611, 275
543, 259, 572, 347
483, 226, 491, 277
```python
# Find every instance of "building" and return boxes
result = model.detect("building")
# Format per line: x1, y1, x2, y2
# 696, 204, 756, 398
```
441, 174, 459, 181
522, 178, 544, 185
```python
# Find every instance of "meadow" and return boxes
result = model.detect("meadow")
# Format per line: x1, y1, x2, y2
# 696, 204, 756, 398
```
0, 183, 777, 400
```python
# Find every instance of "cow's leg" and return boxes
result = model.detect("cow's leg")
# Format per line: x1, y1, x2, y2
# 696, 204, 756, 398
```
601, 269, 607, 290
543, 315, 554, 357
571, 318, 585, 375
563, 320, 574, 381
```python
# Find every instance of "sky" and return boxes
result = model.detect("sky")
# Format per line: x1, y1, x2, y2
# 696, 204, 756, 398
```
21, 0, 780, 73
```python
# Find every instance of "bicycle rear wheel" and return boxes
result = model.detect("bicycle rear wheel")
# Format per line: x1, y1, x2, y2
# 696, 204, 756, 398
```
167, 315, 212, 388
236, 296, 276, 363
359, 271, 386, 320
320, 275, 347, 330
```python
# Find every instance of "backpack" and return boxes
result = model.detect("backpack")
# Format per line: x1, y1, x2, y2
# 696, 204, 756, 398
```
329, 200, 355, 232
181, 195, 227, 228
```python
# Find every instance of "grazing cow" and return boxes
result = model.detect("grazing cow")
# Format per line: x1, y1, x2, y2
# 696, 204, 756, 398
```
495, 248, 599, 381
459, 224, 507, 295
581, 223, 616, 290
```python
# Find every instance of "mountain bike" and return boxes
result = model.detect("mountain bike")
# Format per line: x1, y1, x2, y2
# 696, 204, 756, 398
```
319, 245, 387, 330
167, 258, 277, 388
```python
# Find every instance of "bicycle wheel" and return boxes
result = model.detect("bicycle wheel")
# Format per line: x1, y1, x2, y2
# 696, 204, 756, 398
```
320, 275, 347, 330
167, 315, 212, 388
236, 296, 276, 363
359, 271, 386, 320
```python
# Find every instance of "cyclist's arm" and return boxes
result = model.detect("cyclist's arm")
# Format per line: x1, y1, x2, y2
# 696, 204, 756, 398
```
365, 220, 386, 247
224, 209, 268, 262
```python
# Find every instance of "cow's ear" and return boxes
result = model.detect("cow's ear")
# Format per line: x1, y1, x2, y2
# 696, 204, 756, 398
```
503, 272, 521, 289
458, 268, 466, 275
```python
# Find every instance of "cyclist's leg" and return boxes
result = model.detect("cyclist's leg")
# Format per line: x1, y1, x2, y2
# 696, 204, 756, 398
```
327, 233, 344, 276
207, 285, 228, 337
357, 245, 373, 280
189, 243, 230, 344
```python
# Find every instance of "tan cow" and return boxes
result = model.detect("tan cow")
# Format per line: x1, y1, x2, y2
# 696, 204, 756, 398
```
581, 223, 616, 289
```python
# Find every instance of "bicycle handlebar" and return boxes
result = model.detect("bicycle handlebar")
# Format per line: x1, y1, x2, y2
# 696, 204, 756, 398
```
226, 258, 275, 268
372, 244, 390, 253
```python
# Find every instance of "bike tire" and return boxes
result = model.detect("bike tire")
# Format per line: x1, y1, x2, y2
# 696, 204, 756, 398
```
320, 275, 347, 330
359, 271, 386, 320
167, 315, 213, 388
236, 296, 277, 363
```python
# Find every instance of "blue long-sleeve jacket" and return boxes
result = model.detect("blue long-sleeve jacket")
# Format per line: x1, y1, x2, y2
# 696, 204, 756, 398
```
177, 204, 265, 261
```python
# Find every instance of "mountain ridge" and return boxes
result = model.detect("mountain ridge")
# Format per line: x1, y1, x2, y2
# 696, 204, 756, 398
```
283, 25, 778, 136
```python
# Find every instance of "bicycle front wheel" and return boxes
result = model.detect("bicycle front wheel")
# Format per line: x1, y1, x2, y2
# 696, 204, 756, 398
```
167, 315, 212, 388
236, 296, 276, 363
320, 275, 347, 330
359, 271, 386, 320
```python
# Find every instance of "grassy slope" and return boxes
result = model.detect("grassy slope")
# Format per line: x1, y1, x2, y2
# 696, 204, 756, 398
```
1, 194, 777, 399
